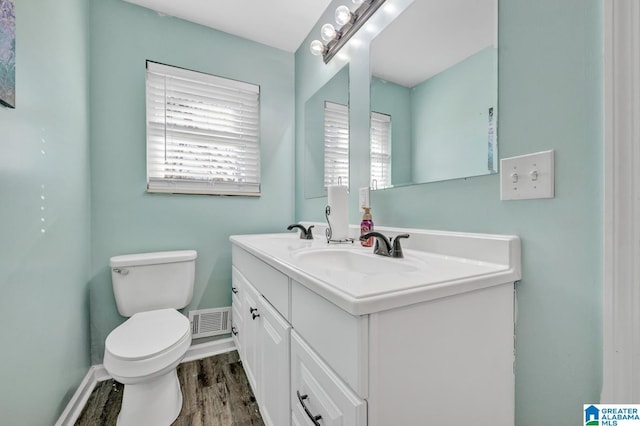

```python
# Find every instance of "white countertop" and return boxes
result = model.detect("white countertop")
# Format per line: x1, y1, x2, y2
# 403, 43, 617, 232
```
230, 225, 521, 315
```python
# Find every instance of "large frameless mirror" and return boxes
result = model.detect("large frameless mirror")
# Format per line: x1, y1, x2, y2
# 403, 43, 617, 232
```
369, 0, 498, 190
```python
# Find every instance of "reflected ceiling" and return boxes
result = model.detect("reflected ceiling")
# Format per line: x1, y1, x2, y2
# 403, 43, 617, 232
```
371, 0, 496, 87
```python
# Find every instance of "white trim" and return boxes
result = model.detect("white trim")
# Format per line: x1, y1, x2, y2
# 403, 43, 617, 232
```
54, 365, 103, 426
147, 61, 259, 94
93, 364, 110, 382
55, 338, 236, 425
182, 337, 236, 363
602, 0, 640, 403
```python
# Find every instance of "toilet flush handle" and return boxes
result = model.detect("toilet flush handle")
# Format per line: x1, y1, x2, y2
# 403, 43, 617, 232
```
113, 268, 129, 276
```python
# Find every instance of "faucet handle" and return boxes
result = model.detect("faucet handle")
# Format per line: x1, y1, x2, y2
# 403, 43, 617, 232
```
306, 225, 315, 239
287, 224, 314, 240
391, 234, 410, 258
373, 237, 389, 256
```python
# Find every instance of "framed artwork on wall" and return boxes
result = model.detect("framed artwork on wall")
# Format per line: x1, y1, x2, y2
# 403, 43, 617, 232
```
0, 0, 15, 109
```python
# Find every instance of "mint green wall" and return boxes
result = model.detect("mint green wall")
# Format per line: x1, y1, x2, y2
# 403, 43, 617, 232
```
412, 47, 497, 183
89, 0, 295, 363
296, 0, 603, 425
0, 0, 602, 424
370, 47, 497, 188
0, 0, 91, 424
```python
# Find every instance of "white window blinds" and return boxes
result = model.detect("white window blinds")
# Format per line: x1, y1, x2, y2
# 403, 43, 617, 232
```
370, 111, 391, 190
146, 61, 260, 196
324, 101, 349, 188
371, 112, 391, 189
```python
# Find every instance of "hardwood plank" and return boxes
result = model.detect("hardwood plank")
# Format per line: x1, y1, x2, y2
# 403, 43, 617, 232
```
74, 351, 264, 426
75, 380, 123, 426
74, 380, 108, 424
222, 361, 264, 425
176, 361, 199, 419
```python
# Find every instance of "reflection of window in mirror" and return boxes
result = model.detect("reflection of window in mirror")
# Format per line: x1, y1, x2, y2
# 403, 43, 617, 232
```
324, 101, 349, 188
370, 112, 391, 189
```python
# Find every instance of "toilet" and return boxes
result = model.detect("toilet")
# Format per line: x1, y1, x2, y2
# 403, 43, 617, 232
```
103, 250, 197, 426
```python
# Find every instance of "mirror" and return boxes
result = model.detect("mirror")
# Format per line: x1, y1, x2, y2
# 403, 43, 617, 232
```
304, 63, 350, 199
370, 0, 498, 189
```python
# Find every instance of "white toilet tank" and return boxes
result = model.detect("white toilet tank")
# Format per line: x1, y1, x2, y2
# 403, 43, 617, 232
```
110, 250, 197, 317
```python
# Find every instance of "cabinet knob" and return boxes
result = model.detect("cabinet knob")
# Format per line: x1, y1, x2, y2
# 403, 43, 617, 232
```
250, 307, 260, 320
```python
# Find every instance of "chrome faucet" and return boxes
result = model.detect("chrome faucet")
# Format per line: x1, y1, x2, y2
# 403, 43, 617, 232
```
287, 224, 314, 240
359, 232, 410, 258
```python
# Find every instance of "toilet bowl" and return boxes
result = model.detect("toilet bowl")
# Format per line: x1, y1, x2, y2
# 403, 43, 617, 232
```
104, 250, 197, 426
104, 308, 191, 426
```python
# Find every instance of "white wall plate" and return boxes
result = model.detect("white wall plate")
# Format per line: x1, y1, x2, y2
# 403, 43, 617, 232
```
500, 150, 554, 200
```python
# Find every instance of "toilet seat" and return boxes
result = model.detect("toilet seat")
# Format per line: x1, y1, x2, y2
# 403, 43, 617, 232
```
104, 308, 191, 381
107, 308, 190, 360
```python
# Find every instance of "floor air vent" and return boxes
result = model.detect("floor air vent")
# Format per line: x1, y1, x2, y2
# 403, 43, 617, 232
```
189, 307, 232, 338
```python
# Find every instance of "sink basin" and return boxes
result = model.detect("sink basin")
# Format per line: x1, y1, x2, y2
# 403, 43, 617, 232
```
292, 248, 419, 274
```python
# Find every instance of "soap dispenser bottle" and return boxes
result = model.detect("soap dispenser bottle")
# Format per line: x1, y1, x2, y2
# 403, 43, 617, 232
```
360, 207, 374, 247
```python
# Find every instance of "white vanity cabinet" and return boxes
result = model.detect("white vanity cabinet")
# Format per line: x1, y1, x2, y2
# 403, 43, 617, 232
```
232, 247, 367, 426
231, 227, 520, 426
231, 265, 290, 426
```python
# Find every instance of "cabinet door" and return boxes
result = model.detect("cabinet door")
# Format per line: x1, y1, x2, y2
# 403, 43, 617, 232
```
242, 274, 262, 399
234, 266, 292, 426
258, 297, 291, 426
291, 332, 366, 426
291, 281, 368, 397
231, 267, 244, 358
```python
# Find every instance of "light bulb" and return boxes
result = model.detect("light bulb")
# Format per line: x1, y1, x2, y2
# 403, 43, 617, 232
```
335, 5, 353, 26
310, 40, 325, 56
321, 23, 337, 42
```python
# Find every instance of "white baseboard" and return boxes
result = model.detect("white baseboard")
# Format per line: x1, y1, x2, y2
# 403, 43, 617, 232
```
55, 338, 236, 426
54, 365, 103, 426
182, 337, 236, 363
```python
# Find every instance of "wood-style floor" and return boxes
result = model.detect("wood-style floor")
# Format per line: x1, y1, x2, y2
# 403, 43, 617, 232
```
74, 350, 264, 426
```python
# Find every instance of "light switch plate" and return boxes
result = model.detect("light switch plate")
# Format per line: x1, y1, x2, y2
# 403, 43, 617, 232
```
500, 150, 554, 200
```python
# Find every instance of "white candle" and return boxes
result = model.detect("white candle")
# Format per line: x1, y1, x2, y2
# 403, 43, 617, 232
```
327, 185, 349, 240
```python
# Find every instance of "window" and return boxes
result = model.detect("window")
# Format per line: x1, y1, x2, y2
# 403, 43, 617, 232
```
323, 101, 349, 188
146, 61, 260, 196
370, 111, 391, 189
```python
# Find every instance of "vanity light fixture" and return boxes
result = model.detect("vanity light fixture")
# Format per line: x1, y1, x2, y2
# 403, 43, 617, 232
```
310, 0, 386, 64
334, 5, 354, 26
321, 23, 339, 42
309, 40, 327, 56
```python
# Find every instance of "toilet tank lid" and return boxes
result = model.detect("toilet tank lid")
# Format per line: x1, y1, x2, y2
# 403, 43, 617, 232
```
110, 250, 197, 268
